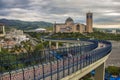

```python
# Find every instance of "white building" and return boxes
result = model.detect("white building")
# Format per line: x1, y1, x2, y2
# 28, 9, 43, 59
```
5, 29, 29, 43
26, 28, 46, 32
111, 30, 116, 33
35, 28, 46, 32
0, 23, 6, 37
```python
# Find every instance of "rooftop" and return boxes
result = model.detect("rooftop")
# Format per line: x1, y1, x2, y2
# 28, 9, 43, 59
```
0, 23, 4, 26
65, 17, 74, 23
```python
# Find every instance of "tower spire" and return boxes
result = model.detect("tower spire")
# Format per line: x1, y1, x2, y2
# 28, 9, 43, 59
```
86, 12, 93, 33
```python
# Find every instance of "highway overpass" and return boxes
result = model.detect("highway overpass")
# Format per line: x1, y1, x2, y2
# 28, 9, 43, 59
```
0, 38, 112, 80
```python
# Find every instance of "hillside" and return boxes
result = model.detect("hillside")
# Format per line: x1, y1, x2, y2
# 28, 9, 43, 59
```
0, 19, 53, 30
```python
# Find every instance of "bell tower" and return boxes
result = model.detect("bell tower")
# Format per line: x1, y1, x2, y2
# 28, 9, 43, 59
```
86, 12, 93, 33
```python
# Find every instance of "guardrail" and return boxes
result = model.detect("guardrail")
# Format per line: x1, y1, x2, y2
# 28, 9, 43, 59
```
0, 39, 112, 80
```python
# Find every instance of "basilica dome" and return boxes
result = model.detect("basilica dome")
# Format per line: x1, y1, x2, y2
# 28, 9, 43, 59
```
65, 17, 74, 24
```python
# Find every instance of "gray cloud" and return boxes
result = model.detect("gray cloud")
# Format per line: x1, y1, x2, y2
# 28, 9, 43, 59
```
0, 0, 120, 26
0, 0, 30, 9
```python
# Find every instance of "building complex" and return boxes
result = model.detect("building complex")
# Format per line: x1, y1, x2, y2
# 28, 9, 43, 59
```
53, 12, 93, 33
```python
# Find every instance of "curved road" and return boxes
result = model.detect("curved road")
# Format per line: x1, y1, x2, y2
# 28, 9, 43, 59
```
0, 39, 112, 80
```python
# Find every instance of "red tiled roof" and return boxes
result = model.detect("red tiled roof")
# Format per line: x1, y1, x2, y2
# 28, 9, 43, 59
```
0, 23, 4, 26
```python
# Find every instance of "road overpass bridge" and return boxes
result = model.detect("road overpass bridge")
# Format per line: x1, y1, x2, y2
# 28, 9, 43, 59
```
0, 38, 112, 80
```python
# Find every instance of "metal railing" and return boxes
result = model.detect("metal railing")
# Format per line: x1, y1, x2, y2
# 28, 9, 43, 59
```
0, 39, 112, 80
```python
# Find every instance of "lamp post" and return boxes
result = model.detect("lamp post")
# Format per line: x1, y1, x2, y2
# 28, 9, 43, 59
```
0, 43, 1, 52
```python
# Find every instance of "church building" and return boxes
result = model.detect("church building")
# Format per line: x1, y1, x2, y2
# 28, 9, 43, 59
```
53, 12, 93, 33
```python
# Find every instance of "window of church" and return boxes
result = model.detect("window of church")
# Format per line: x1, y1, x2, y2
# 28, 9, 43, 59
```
76, 25, 80, 31
66, 26, 72, 31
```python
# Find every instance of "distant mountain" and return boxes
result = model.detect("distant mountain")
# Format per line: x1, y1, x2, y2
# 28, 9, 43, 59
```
0, 19, 53, 30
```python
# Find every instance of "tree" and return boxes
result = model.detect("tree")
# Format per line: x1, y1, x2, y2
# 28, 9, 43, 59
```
34, 43, 44, 51
21, 40, 33, 53
106, 66, 120, 75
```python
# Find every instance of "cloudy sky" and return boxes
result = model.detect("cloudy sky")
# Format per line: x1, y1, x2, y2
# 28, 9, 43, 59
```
0, 0, 120, 28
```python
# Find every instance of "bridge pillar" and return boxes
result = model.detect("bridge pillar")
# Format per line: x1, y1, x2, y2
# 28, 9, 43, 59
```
94, 63, 105, 80
49, 41, 51, 48
66, 43, 69, 48
56, 42, 59, 49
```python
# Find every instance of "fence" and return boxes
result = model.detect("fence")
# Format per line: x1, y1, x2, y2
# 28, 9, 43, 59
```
0, 39, 112, 80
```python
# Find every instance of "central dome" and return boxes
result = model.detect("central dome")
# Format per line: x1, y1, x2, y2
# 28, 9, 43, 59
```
65, 17, 74, 24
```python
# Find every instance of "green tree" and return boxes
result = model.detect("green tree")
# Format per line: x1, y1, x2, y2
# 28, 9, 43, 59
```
34, 43, 44, 51
106, 66, 120, 75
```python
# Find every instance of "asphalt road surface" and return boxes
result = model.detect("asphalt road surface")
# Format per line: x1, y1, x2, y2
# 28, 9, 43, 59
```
106, 41, 120, 67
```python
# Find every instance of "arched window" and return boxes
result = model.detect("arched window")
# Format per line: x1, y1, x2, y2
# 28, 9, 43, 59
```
76, 24, 80, 30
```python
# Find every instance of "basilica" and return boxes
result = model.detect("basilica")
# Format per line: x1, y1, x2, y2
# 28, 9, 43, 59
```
53, 12, 93, 33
